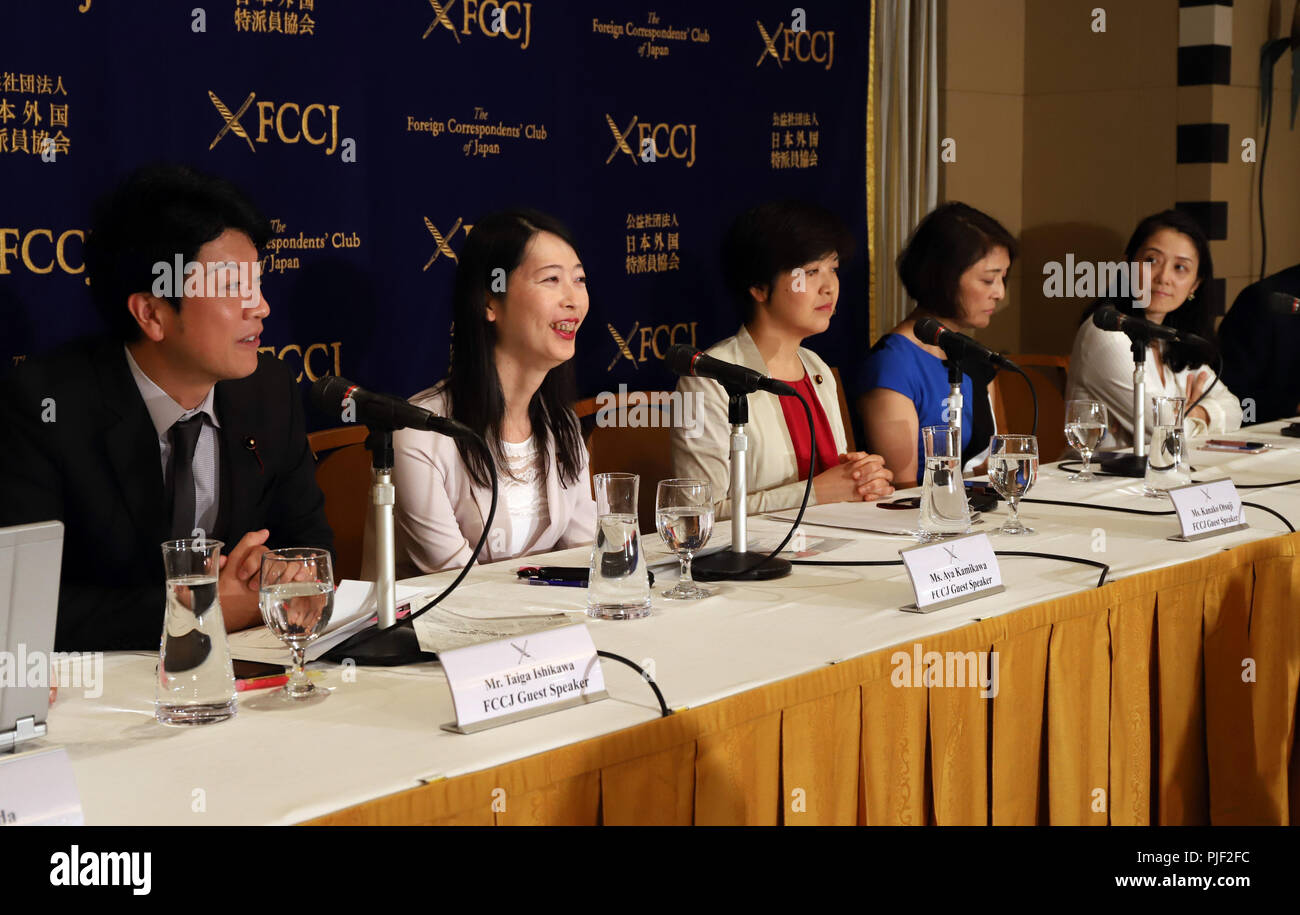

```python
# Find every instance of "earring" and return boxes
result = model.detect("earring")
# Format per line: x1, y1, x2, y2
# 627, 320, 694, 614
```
1188, 291, 1195, 300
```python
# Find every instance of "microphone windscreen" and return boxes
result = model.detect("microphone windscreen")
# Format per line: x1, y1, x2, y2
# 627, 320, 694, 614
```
1266, 291, 1300, 315
1092, 306, 1124, 331
913, 316, 944, 345
664, 343, 698, 376
310, 375, 352, 414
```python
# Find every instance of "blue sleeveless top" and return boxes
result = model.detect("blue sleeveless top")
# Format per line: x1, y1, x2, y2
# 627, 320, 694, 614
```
856, 333, 974, 464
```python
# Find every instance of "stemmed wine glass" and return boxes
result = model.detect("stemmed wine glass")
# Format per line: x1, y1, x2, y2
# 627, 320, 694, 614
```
655, 479, 714, 600
1064, 400, 1107, 481
259, 547, 334, 703
987, 434, 1039, 535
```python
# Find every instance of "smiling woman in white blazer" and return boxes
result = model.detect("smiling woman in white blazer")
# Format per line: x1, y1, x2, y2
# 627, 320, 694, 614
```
389, 209, 596, 577
671, 201, 894, 520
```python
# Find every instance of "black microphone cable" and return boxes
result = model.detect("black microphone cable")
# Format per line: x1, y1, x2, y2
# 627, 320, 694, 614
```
1241, 501, 1295, 533
718, 389, 817, 580
1185, 351, 1224, 415
1022, 495, 1293, 533
338, 431, 499, 653
1005, 364, 1039, 436
596, 651, 672, 717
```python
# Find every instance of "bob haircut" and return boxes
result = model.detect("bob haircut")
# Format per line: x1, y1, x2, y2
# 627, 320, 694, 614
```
721, 200, 855, 324
443, 208, 585, 490
896, 202, 1017, 320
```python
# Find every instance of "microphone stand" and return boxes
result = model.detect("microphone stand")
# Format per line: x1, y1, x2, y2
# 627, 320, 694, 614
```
945, 358, 964, 445
1098, 334, 1150, 477
692, 384, 791, 581
324, 423, 431, 666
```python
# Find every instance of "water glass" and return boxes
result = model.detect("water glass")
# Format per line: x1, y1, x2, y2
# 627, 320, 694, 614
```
988, 434, 1039, 535
259, 548, 334, 703
1064, 400, 1107, 481
156, 538, 237, 726
587, 473, 651, 620
918, 425, 972, 541
1144, 396, 1191, 497
655, 479, 714, 600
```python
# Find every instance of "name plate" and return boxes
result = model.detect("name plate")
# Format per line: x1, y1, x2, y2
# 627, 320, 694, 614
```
439, 623, 608, 734
899, 532, 1005, 613
1167, 478, 1249, 541
0, 747, 84, 825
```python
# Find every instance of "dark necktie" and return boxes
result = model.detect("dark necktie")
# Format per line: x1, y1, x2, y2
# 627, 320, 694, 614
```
167, 414, 206, 540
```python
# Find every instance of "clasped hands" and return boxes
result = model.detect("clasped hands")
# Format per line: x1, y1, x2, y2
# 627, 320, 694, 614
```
813, 451, 894, 504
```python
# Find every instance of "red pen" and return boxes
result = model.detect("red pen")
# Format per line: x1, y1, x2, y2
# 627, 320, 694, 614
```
236, 673, 288, 692
236, 671, 324, 692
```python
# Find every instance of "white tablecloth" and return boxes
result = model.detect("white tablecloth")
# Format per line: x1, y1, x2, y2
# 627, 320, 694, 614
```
32, 421, 1300, 824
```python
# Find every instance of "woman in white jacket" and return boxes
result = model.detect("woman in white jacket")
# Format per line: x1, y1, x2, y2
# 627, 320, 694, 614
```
1067, 209, 1242, 449
391, 209, 596, 576
671, 201, 894, 520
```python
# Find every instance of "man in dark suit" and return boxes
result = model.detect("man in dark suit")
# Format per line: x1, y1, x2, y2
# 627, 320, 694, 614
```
1219, 263, 1300, 425
0, 164, 333, 651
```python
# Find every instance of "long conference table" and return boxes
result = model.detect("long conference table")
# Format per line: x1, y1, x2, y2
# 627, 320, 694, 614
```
45, 420, 1300, 825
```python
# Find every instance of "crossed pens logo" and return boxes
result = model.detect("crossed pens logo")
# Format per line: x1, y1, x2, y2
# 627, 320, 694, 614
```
607, 320, 638, 371
422, 0, 533, 50
755, 20, 785, 67
755, 19, 835, 70
208, 90, 345, 156
209, 90, 256, 152
606, 319, 698, 370
604, 114, 697, 167
943, 544, 959, 564
421, 216, 473, 270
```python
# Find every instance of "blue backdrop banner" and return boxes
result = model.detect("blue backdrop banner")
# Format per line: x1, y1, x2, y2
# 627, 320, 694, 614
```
1, 0, 870, 427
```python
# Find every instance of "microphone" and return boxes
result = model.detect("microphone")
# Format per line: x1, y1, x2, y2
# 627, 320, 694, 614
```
665, 344, 798, 396
311, 376, 474, 436
1092, 305, 1212, 350
913, 317, 1017, 369
1267, 291, 1300, 315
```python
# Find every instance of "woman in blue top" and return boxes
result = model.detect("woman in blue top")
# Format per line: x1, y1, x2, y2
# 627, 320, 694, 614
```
856, 202, 1017, 486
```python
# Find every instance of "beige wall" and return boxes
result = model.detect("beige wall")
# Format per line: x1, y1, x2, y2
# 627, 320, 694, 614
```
937, 0, 1300, 356
938, 0, 1025, 354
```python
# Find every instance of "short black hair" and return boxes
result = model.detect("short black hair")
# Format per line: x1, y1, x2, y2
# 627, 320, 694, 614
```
721, 200, 855, 324
84, 163, 271, 342
896, 202, 1018, 320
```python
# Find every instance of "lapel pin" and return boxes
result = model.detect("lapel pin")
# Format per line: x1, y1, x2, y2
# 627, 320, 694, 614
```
814, 373, 823, 384
243, 436, 264, 473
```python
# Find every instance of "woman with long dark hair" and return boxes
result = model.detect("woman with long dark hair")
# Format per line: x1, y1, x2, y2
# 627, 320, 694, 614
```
1067, 208, 1242, 448
391, 209, 596, 574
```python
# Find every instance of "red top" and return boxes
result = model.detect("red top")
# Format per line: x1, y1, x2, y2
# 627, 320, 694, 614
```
780, 373, 839, 479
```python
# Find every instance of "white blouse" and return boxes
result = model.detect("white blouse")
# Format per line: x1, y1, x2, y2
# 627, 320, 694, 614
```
1066, 320, 1242, 450
498, 436, 550, 558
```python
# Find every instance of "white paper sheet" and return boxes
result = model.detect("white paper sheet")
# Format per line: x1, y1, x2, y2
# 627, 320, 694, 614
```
766, 502, 925, 536
227, 580, 436, 664
413, 605, 575, 654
